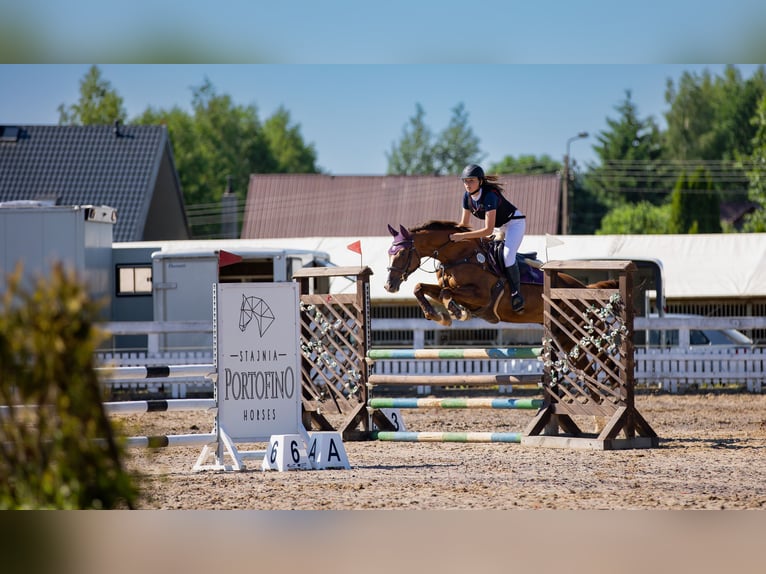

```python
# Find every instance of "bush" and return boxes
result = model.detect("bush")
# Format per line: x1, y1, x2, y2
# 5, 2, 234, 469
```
0, 263, 138, 509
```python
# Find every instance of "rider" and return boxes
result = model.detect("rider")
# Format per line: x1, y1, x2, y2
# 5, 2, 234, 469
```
448, 163, 526, 313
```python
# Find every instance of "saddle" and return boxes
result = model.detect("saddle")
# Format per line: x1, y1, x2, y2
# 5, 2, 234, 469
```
483, 239, 544, 285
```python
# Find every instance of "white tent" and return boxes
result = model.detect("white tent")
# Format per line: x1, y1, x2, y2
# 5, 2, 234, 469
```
236, 234, 766, 302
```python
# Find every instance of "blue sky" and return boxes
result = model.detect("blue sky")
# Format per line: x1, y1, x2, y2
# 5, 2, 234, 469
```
1, 64, 763, 175
3, 1, 766, 64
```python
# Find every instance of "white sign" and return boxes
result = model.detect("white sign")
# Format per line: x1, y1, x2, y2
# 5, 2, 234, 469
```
215, 283, 302, 442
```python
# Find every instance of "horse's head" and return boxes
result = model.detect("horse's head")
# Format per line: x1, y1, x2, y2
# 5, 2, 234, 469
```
384, 224, 420, 293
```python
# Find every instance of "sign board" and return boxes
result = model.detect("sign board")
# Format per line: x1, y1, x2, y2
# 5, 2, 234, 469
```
215, 282, 302, 442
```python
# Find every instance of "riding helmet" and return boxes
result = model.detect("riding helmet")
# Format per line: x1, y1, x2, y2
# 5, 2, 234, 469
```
461, 164, 484, 180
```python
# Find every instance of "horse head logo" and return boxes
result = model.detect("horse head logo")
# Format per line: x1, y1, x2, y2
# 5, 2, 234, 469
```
238, 294, 275, 336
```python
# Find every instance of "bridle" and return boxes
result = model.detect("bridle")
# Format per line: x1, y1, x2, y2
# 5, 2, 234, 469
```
386, 237, 419, 282
387, 235, 453, 282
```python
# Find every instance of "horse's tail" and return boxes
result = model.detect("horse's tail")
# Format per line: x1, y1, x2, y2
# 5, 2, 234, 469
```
586, 279, 620, 289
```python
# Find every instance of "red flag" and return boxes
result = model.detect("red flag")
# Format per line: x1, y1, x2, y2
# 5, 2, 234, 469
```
347, 240, 362, 255
218, 250, 243, 268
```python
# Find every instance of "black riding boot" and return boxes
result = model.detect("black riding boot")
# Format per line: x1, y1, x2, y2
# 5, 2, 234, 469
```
503, 263, 525, 313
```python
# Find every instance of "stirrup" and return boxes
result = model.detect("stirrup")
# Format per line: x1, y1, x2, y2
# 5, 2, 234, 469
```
511, 291, 525, 313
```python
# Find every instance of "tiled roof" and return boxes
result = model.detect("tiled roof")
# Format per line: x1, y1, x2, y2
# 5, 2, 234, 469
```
0, 124, 188, 242
241, 174, 561, 238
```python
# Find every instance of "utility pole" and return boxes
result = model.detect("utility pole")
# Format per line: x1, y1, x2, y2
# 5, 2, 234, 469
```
221, 175, 238, 239
562, 132, 588, 235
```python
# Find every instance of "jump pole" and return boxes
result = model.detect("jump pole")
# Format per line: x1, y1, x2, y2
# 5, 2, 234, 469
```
369, 397, 543, 410
367, 347, 542, 360
370, 431, 522, 443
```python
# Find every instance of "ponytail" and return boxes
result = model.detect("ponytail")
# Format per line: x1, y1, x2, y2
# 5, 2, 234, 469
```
483, 175, 504, 195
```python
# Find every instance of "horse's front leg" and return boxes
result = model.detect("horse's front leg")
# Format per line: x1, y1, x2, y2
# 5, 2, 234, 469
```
413, 282, 452, 326
441, 284, 492, 322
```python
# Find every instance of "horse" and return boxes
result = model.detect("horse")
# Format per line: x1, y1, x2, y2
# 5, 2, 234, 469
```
384, 220, 595, 327
384, 220, 627, 414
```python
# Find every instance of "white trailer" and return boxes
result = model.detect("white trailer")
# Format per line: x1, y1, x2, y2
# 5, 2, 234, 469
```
110, 240, 331, 352
0, 202, 116, 318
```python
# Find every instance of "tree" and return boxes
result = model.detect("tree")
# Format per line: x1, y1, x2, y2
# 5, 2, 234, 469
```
432, 102, 484, 175
664, 65, 766, 160
663, 65, 766, 213
262, 106, 319, 173
742, 94, 766, 232
386, 103, 436, 175
387, 102, 484, 175
597, 201, 671, 235
570, 169, 609, 234
489, 154, 560, 174
58, 65, 127, 125
585, 90, 664, 210
135, 78, 319, 236
668, 168, 721, 234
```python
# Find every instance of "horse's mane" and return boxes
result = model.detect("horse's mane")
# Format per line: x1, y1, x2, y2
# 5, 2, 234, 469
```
410, 220, 470, 233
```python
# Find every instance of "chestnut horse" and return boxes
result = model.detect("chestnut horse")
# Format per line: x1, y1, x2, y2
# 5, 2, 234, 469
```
384, 220, 597, 327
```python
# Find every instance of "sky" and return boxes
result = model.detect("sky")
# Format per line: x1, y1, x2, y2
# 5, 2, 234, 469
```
2, 64, 764, 175
2, 1, 766, 64
2, 1, 765, 175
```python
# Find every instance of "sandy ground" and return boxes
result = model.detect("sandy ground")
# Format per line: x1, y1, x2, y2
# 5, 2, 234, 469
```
116, 392, 766, 510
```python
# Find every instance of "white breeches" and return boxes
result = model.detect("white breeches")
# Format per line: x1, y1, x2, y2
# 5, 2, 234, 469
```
495, 212, 526, 268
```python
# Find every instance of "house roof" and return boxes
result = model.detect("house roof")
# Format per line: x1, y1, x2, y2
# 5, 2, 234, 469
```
241, 174, 562, 238
0, 124, 190, 242
720, 200, 758, 227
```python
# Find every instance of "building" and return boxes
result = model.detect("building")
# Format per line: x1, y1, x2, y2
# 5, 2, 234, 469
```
241, 174, 562, 238
0, 123, 190, 242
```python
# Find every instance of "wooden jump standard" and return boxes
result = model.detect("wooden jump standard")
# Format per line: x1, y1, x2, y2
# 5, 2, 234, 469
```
292, 264, 658, 450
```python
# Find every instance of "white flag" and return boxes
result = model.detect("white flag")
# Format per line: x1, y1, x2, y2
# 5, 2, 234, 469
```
545, 234, 565, 248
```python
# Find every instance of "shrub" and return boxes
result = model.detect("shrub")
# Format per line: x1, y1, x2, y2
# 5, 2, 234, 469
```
0, 263, 138, 509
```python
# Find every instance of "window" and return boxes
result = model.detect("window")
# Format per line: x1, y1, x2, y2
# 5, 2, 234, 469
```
117, 265, 152, 295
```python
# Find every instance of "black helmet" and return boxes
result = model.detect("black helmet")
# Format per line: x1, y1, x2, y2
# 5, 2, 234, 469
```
461, 164, 484, 179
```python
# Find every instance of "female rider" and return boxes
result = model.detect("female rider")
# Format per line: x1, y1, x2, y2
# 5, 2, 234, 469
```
448, 163, 526, 313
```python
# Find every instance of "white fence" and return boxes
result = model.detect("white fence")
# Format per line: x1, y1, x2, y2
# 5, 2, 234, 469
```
635, 347, 765, 393
97, 321, 214, 397
97, 319, 766, 395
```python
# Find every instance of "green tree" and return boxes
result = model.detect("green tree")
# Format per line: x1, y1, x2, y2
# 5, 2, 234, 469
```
432, 102, 484, 175
664, 65, 766, 160
58, 65, 127, 125
387, 102, 485, 175
386, 103, 436, 175
489, 154, 561, 174
742, 95, 766, 232
668, 168, 721, 234
597, 201, 671, 235
0, 264, 138, 509
663, 65, 766, 214
570, 168, 609, 234
262, 106, 319, 173
585, 90, 665, 211
136, 78, 319, 236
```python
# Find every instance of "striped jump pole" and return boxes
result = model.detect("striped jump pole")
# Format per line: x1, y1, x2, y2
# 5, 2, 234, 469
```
369, 397, 543, 410
123, 433, 218, 448
370, 431, 522, 443
367, 347, 542, 360
1, 398, 217, 417
103, 398, 217, 414
95, 364, 215, 382
367, 374, 538, 386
